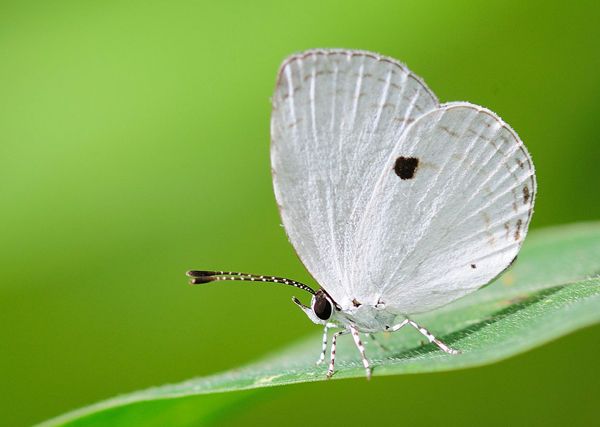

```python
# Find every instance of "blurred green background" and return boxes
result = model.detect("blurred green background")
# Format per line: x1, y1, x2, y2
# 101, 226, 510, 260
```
1, 0, 599, 425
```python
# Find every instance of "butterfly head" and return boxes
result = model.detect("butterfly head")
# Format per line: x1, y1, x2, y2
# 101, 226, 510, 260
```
292, 289, 338, 325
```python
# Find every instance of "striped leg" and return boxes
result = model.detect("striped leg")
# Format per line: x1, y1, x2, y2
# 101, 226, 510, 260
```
316, 326, 329, 365
389, 318, 409, 332
407, 320, 460, 355
326, 330, 348, 379
350, 325, 372, 380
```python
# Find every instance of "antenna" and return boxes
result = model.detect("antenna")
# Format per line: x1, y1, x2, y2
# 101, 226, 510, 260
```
186, 270, 316, 295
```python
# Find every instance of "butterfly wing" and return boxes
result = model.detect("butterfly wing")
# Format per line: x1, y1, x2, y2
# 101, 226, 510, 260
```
348, 103, 535, 313
271, 49, 439, 307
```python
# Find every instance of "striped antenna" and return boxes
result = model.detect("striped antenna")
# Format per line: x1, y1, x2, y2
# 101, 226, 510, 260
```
186, 270, 316, 295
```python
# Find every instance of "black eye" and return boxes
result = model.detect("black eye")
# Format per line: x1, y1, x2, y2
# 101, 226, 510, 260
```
313, 293, 332, 320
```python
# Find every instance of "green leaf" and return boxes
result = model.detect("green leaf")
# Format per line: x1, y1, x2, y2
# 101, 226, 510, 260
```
39, 222, 600, 426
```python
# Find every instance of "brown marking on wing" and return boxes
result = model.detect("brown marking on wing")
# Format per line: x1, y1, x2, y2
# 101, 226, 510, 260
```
523, 185, 530, 204
440, 125, 460, 138
514, 219, 523, 241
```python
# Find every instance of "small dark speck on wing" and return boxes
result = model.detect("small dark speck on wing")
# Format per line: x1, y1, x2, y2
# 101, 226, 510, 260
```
523, 185, 530, 204
515, 219, 523, 241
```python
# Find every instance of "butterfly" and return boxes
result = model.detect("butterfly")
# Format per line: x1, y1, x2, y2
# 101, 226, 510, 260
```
188, 49, 536, 379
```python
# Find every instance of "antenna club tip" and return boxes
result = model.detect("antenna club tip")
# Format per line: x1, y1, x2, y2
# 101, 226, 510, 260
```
190, 277, 216, 285
187, 270, 216, 277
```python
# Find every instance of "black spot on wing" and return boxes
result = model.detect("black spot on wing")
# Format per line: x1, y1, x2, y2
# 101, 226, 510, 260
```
394, 156, 419, 179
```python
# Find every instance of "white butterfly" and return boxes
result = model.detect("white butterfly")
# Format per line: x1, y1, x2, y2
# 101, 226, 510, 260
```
188, 49, 536, 379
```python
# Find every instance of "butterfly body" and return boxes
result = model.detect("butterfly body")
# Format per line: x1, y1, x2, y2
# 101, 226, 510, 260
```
336, 305, 398, 333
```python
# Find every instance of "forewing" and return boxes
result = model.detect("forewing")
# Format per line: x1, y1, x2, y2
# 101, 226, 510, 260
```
349, 103, 536, 313
271, 50, 438, 306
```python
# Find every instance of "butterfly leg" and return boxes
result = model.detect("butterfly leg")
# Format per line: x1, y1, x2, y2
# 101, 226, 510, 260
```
367, 333, 389, 352
407, 320, 460, 355
350, 325, 372, 380
316, 325, 329, 365
326, 330, 348, 379
389, 318, 409, 332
